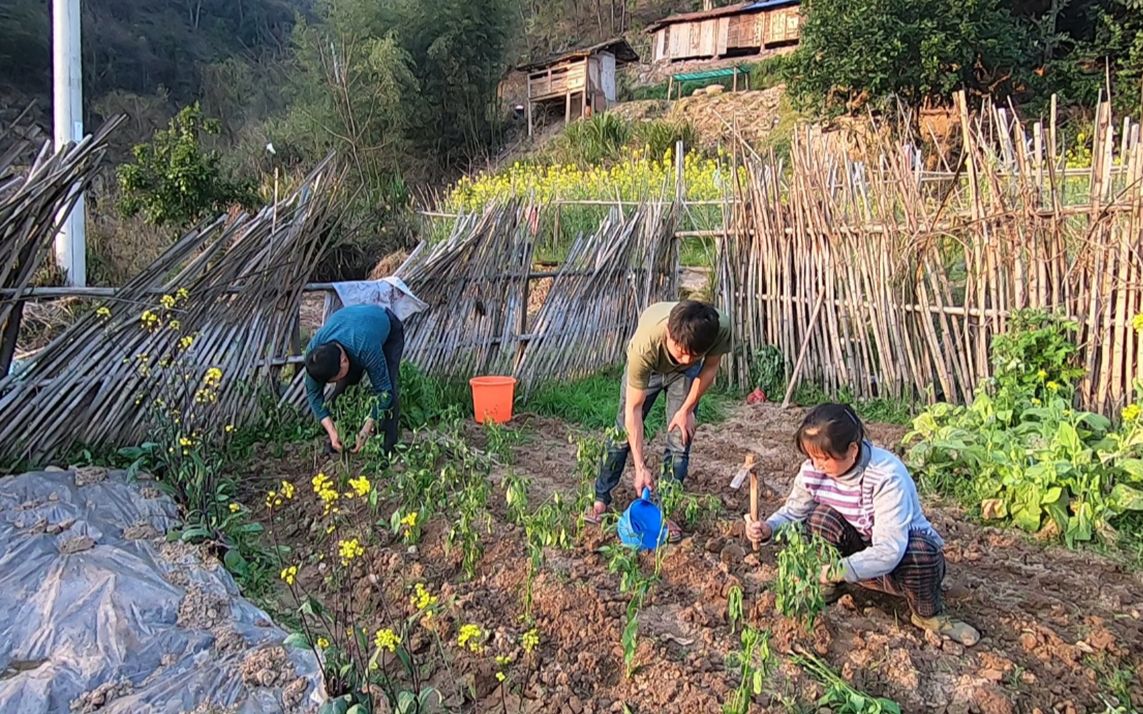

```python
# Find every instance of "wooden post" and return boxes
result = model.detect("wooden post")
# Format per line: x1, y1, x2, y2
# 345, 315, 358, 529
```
781, 288, 827, 408
0, 300, 24, 380
733, 68, 738, 92
526, 75, 533, 138
749, 470, 759, 552
667, 76, 673, 101
565, 91, 572, 124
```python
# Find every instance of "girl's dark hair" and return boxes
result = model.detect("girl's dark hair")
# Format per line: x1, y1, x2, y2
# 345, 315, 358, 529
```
794, 403, 865, 458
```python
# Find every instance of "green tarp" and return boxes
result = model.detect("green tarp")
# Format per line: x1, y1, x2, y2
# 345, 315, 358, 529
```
670, 67, 748, 82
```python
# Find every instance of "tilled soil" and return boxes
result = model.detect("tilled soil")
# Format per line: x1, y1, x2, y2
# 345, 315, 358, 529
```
241, 403, 1143, 713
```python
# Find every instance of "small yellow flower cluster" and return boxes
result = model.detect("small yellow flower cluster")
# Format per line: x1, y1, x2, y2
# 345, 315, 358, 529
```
280, 480, 296, 500
265, 490, 283, 509
95, 306, 112, 320
160, 294, 178, 310
400, 511, 417, 529
411, 582, 437, 612
1134, 313, 1143, 333
495, 654, 511, 682
1123, 404, 1141, 423
457, 624, 485, 653
228, 502, 241, 513
135, 353, 151, 378
337, 538, 364, 565
225, 424, 235, 433
347, 476, 371, 498
168, 320, 181, 332
521, 628, 539, 654
140, 310, 161, 332
317, 636, 330, 650
280, 564, 298, 585
194, 368, 224, 404
373, 628, 400, 653
178, 335, 195, 351
312, 472, 340, 515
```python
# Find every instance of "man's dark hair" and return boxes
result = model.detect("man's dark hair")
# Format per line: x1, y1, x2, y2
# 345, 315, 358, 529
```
667, 300, 721, 354
305, 343, 342, 383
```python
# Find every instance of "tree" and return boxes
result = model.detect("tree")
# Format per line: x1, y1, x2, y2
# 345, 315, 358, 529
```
117, 103, 259, 228
785, 0, 1032, 115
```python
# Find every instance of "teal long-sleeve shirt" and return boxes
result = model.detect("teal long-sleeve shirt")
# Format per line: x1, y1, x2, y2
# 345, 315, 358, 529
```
304, 305, 392, 421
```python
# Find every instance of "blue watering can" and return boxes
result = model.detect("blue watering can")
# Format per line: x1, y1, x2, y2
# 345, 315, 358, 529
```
617, 488, 668, 551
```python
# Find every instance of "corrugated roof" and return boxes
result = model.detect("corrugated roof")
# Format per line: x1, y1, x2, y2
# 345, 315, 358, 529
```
645, 2, 752, 33
518, 38, 640, 72
645, 0, 798, 32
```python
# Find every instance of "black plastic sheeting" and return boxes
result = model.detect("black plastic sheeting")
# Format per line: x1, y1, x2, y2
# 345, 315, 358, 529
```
0, 468, 324, 713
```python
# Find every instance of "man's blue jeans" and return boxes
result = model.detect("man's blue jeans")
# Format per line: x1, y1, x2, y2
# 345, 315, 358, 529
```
593, 363, 702, 507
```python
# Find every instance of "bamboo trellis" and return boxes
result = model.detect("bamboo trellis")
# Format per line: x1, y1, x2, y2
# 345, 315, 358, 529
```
0, 157, 343, 464
720, 92, 1143, 416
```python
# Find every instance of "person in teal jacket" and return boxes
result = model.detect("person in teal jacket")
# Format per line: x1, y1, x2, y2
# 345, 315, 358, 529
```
304, 304, 405, 455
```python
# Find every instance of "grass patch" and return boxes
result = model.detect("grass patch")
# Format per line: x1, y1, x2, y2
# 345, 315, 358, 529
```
524, 366, 738, 434
789, 382, 918, 426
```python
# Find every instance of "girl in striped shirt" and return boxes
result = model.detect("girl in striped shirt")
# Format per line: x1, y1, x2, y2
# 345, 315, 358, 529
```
746, 403, 980, 646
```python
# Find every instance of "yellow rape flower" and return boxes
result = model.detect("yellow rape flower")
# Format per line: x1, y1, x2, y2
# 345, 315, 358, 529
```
348, 476, 370, 497
457, 624, 484, 653
337, 538, 364, 565
178, 335, 195, 351
225, 424, 235, 433
411, 583, 437, 611
280, 565, 298, 585
317, 637, 330, 650
280, 480, 295, 500
168, 319, 181, 332
160, 294, 177, 310
1122, 404, 1141, 422
496, 672, 506, 682
229, 502, 240, 513
265, 490, 283, 509
373, 628, 399, 652
95, 306, 111, 320
400, 511, 417, 528
521, 628, 539, 653
140, 310, 161, 331
176, 288, 190, 301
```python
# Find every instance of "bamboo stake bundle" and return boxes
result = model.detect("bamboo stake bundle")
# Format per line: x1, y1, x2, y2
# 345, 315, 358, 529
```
0, 157, 343, 464
0, 118, 126, 378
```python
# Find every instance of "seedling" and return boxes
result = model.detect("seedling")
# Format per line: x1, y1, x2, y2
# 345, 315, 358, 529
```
774, 528, 843, 630
727, 585, 744, 635
723, 626, 775, 714
793, 651, 901, 713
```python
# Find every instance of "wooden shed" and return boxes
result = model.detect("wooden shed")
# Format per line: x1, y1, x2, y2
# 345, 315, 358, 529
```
520, 39, 640, 137
646, 0, 801, 63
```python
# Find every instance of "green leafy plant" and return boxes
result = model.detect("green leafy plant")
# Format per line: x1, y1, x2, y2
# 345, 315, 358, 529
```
117, 102, 257, 228
600, 539, 661, 679
774, 528, 842, 630
727, 585, 744, 635
794, 652, 901, 714
905, 310, 1143, 546
723, 626, 775, 714
751, 344, 786, 398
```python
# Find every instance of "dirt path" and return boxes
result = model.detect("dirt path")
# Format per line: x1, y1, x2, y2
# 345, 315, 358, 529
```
240, 403, 1143, 713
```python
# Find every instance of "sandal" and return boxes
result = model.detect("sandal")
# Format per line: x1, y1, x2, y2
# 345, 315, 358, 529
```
911, 612, 981, 647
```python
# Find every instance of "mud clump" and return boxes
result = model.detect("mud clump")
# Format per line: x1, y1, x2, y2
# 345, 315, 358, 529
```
69, 678, 132, 712
73, 466, 108, 487
177, 587, 230, 630
59, 535, 96, 554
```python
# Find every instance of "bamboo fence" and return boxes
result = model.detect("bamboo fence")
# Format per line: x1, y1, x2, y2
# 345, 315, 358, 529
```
355, 198, 679, 394
0, 156, 343, 464
719, 92, 1143, 415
